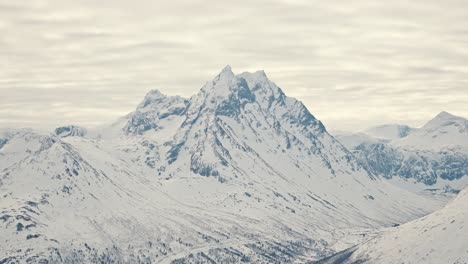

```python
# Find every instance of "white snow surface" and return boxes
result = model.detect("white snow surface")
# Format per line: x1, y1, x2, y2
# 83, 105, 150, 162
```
334, 131, 384, 149
321, 187, 468, 264
337, 111, 468, 151
0, 67, 448, 263
335, 112, 468, 195
364, 124, 413, 140
393, 111, 468, 151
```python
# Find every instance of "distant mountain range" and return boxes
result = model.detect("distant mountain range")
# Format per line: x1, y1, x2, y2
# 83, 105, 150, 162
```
335, 112, 468, 193
0, 67, 465, 263
364, 124, 414, 140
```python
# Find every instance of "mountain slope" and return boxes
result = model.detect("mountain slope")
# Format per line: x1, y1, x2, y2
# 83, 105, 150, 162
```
54, 125, 87, 138
315, 187, 468, 264
364, 124, 414, 140
0, 67, 443, 263
336, 112, 468, 189
394, 111, 468, 150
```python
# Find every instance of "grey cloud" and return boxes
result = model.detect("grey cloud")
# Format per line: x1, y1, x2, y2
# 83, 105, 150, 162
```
0, 0, 467, 131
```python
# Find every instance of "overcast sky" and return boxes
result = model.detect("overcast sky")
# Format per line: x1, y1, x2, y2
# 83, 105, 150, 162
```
1, 0, 467, 131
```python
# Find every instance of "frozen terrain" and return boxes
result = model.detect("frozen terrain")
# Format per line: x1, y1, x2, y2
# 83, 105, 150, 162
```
335, 112, 468, 197
315, 186, 468, 264
364, 124, 414, 140
0, 67, 458, 263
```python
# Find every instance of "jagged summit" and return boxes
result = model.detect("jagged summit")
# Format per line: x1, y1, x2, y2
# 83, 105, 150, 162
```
137, 89, 186, 110
124, 90, 188, 135
199, 66, 272, 96
120, 66, 327, 140
214, 64, 235, 81
219, 64, 234, 76
160, 67, 343, 180
238, 69, 268, 83
196, 65, 239, 102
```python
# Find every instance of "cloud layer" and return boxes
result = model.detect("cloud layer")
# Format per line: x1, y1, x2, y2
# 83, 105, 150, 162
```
1, 0, 467, 131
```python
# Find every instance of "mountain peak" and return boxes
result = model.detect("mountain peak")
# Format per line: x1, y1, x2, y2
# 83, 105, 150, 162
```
220, 64, 233, 73
201, 65, 236, 95
237, 70, 269, 85
216, 65, 235, 80
124, 89, 188, 135
203, 66, 274, 96
137, 89, 170, 110
55, 125, 87, 138
364, 124, 413, 140
434, 111, 457, 120
423, 111, 466, 130
143, 89, 165, 100
239, 69, 267, 78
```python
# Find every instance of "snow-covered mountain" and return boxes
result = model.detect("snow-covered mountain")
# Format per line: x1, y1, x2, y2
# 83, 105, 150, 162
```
394, 111, 468, 150
316, 186, 468, 264
364, 124, 414, 140
335, 112, 468, 191
122, 89, 188, 136
54, 125, 87, 138
0, 67, 445, 263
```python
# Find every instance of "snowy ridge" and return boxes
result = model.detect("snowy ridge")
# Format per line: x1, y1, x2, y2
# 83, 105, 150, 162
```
335, 112, 468, 188
394, 111, 468, 150
55, 125, 87, 138
364, 124, 414, 140
316, 187, 468, 264
123, 89, 188, 135
0, 66, 445, 263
